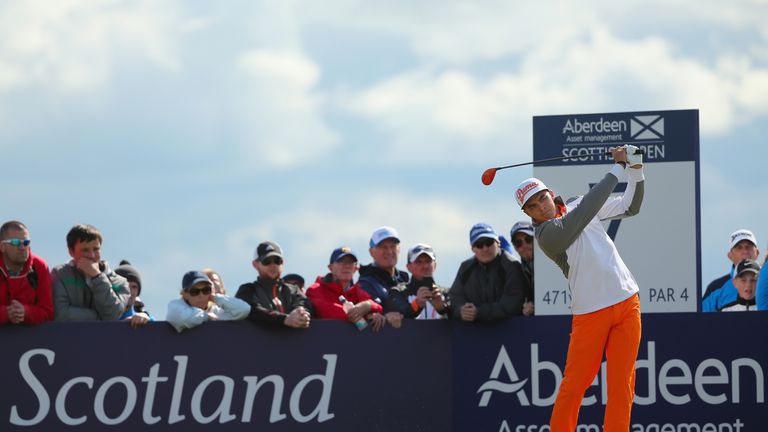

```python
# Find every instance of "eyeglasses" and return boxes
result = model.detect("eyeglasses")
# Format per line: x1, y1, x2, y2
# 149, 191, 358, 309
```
473, 238, 496, 249
261, 256, 284, 266
187, 286, 212, 296
2, 239, 31, 247
512, 236, 533, 248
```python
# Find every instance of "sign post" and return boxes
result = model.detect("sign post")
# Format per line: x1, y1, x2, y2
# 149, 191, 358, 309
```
531, 109, 700, 314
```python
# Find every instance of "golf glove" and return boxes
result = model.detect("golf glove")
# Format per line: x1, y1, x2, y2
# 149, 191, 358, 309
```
625, 145, 643, 167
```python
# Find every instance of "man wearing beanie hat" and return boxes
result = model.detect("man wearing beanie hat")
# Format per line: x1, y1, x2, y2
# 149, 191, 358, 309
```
115, 260, 153, 327
449, 223, 527, 322
701, 229, 760, 312
516, 145, 644, 431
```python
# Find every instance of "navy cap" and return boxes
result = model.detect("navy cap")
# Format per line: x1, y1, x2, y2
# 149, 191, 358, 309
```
182, 270, 212, 291
330, 246, 358, 264
469, 223, 498, 246
511, 221, 534, 239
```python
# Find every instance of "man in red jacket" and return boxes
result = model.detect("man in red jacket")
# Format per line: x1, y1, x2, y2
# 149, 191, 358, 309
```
306, 247, 385, 331
0, 220, 53, 325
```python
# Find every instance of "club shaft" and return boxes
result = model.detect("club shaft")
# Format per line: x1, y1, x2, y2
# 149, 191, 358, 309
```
495, 149, 643, 170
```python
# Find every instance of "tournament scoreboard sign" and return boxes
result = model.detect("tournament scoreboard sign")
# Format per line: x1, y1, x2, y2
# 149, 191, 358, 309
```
531, 109, 700, 314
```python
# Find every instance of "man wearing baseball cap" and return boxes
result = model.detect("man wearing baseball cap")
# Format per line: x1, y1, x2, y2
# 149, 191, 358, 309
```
235, 241, 313, 329
306, 247, 386, 330
703, 230, 761, 312
510, 221, 535, 316
449, 223, 526, 322
388, 244, 450, 319
701, 229, 760, 311
358, 227, 409, 320
516, 145, 644, 431
719, 259, 761, 312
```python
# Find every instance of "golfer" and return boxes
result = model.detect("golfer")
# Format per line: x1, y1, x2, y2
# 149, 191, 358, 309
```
516, 145, 644, 431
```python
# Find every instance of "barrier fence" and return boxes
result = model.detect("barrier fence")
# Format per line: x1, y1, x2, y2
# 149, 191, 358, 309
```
2, 313, 766, 431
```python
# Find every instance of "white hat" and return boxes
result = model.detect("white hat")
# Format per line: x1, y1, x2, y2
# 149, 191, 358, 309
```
515, 178, 549, 207
729, 229, 757, 250
369, 226, 400, 248
407, 243, 436, 263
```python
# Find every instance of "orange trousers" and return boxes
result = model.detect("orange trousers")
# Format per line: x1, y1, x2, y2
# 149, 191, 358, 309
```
550, 293, 641, 432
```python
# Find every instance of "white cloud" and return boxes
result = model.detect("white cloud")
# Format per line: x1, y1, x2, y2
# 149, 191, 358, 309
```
343, 27, 768, 163
0, 0, 199, 95
233, 49, 339, 166
223, 188, 511, 283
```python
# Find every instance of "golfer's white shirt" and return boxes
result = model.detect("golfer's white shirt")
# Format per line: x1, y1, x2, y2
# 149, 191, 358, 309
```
565, 166, 643, 315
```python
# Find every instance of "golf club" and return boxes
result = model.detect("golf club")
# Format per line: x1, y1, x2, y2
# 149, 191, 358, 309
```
481, 148, 645, 186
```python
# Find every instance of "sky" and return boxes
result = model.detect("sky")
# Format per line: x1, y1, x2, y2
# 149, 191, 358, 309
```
2, 0, 767, 319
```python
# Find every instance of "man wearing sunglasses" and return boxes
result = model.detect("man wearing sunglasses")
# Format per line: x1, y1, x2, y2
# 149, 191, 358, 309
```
236, 241, 313, 329
0, 221, 54, 325
448, 223, 526, 322
511, 221, 535, 316
167, 270, 250, 332
51, 224, 130, 321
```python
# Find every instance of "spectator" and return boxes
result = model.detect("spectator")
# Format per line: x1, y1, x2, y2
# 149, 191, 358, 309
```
202, 268, 226, 295
720, 259, 760, 312
702, 230, 760, 312
358, 226, 410, 328
283, 273, 306, 293
166, 270, 250, 332
703, 230, 759, 298
236, 241, 312, 329
306, 247, 385, 330
0, 221, 53, 325
449, 223, 526, 322
757, 250, 768, 310
390, 243, 449, 319
511, 221, 536, 316
51, 224, 130, 321
115, 260, 152, 328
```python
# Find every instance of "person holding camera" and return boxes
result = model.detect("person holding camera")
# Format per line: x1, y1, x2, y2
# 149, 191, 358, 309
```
388, 243, 449, 319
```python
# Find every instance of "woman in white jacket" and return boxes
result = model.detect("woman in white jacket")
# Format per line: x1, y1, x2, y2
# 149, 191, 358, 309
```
166, 270, 250, 333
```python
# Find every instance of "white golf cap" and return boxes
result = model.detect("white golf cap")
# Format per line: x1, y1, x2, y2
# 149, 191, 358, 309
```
369, 226, 400, 248
729, 229, 757, 250
407, 243, 436, 263
515, 177, 549, 207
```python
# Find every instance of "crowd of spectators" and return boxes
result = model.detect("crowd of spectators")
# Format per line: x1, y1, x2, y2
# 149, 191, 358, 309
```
1, 219, 766, 329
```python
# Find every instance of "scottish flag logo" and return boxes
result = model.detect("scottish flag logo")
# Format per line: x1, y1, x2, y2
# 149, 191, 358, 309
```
631, 115, 664, 140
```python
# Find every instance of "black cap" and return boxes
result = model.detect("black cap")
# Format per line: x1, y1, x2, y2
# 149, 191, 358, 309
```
254, 241, 283, 262
735, 259, 760, 277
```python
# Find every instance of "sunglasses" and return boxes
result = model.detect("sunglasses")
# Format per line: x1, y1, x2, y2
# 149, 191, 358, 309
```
187, 286, 212, 296
512, 236, 533, 248
473, 237, 496, 249
261, 256, 284, 266
2, 239, 31, 247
